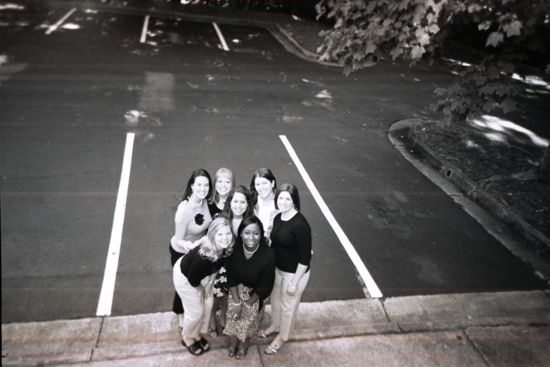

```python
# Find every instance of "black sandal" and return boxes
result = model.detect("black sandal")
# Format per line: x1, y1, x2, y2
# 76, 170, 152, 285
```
184, 341, 204, 356
235, 345, 248, 360
198, 337, 210, 352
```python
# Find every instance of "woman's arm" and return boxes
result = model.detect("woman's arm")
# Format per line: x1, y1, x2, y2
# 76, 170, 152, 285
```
228, 286, 240, 303
201, 273, 217, 298
288, 215, 312, 297
172, 202, 199, 253
287, 263, 308, 296
246, 292, 260, 306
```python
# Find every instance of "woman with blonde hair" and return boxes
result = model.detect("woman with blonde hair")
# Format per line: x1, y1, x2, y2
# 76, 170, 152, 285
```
173, 217, 235, 356
209, 167, 235, 218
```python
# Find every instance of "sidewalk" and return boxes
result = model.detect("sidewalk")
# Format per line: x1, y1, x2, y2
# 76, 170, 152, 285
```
3, 2, 550, 366
3, 291, 550, 366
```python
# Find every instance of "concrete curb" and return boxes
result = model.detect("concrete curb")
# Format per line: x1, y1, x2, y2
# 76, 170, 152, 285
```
388, 119, 550, 281
2, 290, 549, 366
408, 121, 550, 250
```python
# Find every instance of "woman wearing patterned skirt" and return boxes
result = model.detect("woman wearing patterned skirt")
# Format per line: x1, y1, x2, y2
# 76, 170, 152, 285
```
224, 216, 275, 359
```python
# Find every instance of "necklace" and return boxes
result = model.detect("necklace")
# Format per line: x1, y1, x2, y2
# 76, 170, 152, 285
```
191, 198, 203, 207
243, 244, 259, 259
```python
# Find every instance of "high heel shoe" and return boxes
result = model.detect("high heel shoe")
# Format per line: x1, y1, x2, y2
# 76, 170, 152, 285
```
264, 342, 280, 355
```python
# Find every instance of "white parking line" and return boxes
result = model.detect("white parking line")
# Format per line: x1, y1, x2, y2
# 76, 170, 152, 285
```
140, 15, 150, 43
279, 135, 383, 299
45, 7, 77, 35
96, 133, 135, 316
212, 22, 229, 51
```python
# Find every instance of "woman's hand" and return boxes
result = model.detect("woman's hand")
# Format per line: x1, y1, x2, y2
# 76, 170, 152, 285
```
286, 284, 298, 297
246, 293, 259, 306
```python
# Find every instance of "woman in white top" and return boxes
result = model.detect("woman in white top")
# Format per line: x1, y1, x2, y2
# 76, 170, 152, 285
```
249, 168, 278, 241
170, 168, 213, 328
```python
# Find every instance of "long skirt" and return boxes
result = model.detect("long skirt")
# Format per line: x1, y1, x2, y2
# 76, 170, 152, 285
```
223, 284, 262, 342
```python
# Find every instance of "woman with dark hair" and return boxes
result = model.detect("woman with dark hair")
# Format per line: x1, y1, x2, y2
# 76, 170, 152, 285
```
249, 168, 278, 240
224, 216, 275, 359
222, 185, 254, 234
173, 217, 235, 356
260, 183, 312, 355
170, 168, 213, 329
209, 185, 253, 334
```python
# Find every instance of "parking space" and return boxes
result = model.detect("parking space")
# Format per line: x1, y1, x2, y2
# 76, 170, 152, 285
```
1, 6, 368, 321
1, 4, 547, 323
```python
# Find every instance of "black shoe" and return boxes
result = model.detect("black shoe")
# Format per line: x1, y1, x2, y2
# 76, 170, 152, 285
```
182, 341, 204, 356
198, 337, 210, 352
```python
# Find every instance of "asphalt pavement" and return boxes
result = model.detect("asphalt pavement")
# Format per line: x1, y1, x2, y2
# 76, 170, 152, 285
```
2, 1, 550, 366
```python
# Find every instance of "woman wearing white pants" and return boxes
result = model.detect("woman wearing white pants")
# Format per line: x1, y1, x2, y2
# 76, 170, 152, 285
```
173, 217, 234, 356
260, 183, 312, 354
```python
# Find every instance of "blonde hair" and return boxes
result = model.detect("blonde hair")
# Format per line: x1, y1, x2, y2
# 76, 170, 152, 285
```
199, 217, 234, 261
211, 167, 235, 204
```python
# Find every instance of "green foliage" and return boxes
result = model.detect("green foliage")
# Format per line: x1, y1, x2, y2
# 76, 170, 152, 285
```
316, 0, 550, 123
432, 57, 521, 125
316, 0, 445, 75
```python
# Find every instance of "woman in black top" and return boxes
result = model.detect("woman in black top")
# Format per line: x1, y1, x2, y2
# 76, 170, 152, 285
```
224, 216, 275, 359
173, 217, 234, 356
260, 184, 312, 355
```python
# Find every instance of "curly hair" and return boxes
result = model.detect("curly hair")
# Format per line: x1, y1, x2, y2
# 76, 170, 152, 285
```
199, 217, 234, 261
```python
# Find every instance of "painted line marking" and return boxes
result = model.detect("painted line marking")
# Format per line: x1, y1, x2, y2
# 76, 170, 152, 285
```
212, 22, 229, 51
96, 132, 135, 316
279, 135, 383, 298
140, 15, 150, 43
45, 7, 77, 35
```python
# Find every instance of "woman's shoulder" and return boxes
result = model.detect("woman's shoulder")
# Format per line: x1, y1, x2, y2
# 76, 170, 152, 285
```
292, 212, 310, 226
176, 199, 191, 212
175, 200, 192, 219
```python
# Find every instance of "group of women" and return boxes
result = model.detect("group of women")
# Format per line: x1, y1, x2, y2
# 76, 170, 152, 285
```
170, 167, 312, 358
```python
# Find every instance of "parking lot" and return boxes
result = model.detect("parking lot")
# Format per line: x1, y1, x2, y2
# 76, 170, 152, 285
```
1, 2, 546, 323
